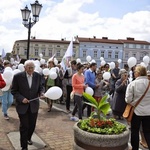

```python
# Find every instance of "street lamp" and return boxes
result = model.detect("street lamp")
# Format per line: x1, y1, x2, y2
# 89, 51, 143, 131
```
21, 0, 42, 60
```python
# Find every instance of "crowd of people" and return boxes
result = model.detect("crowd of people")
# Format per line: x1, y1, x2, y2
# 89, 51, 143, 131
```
0, 57, 150, 150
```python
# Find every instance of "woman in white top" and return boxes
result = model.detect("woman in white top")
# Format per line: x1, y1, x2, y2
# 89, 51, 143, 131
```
125, 65, 150, 150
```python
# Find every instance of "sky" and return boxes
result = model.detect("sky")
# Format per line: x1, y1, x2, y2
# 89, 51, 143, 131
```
0, 0, 150, 53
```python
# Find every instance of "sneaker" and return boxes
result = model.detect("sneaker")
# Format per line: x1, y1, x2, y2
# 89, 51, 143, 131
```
70, 116, 79, 122
66, 109, 71, 113
4, 114, 9, 120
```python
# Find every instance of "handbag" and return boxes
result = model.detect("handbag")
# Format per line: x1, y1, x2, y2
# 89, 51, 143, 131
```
123, 81, 150, 122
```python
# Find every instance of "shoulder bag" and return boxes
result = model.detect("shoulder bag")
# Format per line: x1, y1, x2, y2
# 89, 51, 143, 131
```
123, 81, 150, 122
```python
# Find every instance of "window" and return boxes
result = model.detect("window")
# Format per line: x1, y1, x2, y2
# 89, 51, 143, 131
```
24, 49, 27, 56
17, 48, 19, 54
56, 50, 60, 57
94, 50, 97, 58
73, 50, 76, 57
125, 53, 128, 59
35, 49, 38, 56
129, 44, 136, 48
48, 49, 52, 57
124, 44, 129, 48
132, 53, 136, 57
140, 52, 148, 60
141, 45, 144, 49
100, 51, 104, 57
108, 51, 112, 58
115, 52, 119, 59
145, 45, 149, 49
42, 49, 45, 56
83, 50, 86, 57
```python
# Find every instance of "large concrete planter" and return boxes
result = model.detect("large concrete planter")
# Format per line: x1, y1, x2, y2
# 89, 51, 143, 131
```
73, 122, 129, 150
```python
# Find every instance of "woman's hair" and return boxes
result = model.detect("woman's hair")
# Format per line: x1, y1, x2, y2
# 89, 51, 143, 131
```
135, 64, 147, 76
77, 63, 84, 71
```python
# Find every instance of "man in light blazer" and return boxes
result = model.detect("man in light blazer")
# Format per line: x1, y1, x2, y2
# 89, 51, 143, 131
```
11, 60, 44, 150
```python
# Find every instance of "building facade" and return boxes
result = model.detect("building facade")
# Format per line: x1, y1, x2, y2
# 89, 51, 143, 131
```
76, 36, 123, 67
12, 37, 150, 69
12, 38, 79, 62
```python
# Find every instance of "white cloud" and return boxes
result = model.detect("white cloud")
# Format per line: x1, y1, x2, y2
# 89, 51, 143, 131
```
0, 0, 150, 54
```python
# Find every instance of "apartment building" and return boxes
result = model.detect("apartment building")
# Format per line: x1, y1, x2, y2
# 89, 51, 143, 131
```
12, 37, 150, 68
76, 36, 123, 67
12, 38, 79, 62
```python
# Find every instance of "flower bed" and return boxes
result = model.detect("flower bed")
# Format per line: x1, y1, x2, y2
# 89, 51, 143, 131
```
79, 118, 126, 135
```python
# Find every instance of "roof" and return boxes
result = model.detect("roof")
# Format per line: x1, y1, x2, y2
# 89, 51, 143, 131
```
77, 37, 122, 44
15, 39, 79, 45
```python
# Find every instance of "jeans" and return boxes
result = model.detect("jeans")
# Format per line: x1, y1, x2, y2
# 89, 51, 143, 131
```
131, 113, 150, 150
72, 95, 83, 119
1, 90, 13, 115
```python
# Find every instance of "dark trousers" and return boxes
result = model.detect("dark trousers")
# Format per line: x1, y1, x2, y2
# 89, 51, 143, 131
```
66, 85, 72, 110
72, 95, 83, 119
18, 107, 38, 149
82, 97, 91, 117
131, 113, 150, 150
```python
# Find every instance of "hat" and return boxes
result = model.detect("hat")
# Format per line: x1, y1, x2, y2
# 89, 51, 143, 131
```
147, 71, 150, 76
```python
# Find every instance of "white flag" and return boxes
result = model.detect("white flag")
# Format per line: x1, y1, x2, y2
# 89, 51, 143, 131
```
60, 40, 73, 71
1, 49, 6, 58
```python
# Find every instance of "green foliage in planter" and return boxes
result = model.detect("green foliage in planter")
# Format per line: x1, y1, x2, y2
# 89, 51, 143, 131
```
83, 92, 111, 120
79, 118, 126, 135
79, 93, 126, 134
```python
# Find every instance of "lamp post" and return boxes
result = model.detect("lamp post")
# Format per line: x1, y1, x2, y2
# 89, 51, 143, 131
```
21, 0, 42, 60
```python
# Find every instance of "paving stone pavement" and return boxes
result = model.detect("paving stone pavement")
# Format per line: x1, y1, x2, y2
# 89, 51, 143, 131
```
0, 100, 148, 150
0, 100, 75, 150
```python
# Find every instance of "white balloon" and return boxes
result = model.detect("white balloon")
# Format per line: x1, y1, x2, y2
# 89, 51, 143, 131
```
127, 57, 137, 68
13, 69, 21, 75
10, 58, 14, 63
40, 59, 45, 65
43, 68, 50, 76
49, 72, 57, 79
5, 67, 13, 72
101, 60, 106, 66
18, 64, 25, 72
44, 86, 63, 100
118, 59, 122, 64
50, 67, 56, 73
143, 56, 149, 64
39, 53, 43, 58
110, 62, 115, 69
12, 65, 17, 70
91, 59, 96, 63
86, 56, 92, 62
85, 87, 94, 96
35, 66, 42, 73
34, 60, 40, 67
4, 78, 13, 86
103, 72, 111, 80
3, 70, 13, 79
76, 58, 81, 64
140, 62, 147, 68
100, 57, 104, 61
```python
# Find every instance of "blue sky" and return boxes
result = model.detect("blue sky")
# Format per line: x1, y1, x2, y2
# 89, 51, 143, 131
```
0, 0, 150, 53
80, 0, 150, 18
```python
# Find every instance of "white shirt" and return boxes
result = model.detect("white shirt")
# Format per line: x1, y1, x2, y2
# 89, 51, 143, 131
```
26, 73, 33, 88
125, 76, 150, 116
